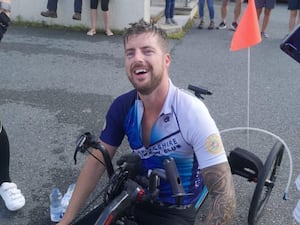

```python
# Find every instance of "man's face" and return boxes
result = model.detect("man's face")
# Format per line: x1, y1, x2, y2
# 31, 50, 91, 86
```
124, 33, 170, 95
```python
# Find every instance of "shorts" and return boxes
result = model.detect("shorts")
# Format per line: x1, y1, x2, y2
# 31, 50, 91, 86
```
288, 0, 300, 10
134, 202, 197, 225
255, 0, 276, 9
73, 201, 197, 225
90, 0, 109, 11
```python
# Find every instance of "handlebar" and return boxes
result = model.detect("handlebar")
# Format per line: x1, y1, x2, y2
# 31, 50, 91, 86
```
74, 132, 189, 225
74, 132, 115, 178
188, 84, 212, 99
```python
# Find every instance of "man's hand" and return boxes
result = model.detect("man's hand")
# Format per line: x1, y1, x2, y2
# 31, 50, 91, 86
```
202, 162, 236, 225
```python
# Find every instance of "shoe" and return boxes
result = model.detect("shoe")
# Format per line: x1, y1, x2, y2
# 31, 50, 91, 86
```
217, 21, 226, 29
105, 30, 114, 36
198, 20, 205, 29
0, 182, 25, 211
231, 22, 238, 31
165, 18, 171, 25
170, 18, 178, 25
208, 21, 215, 30
87, 29, 96, 36
261, 32, 269, 38
41, 10, 57, 18
72, 12, 81, 21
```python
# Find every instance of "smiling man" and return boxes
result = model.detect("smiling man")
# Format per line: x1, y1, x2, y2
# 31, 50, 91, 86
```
58, 20, 236, 225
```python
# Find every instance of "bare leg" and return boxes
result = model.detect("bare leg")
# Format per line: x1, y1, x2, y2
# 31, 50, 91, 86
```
102, 10, 113, 36
233, 0, 243, 23
221, 0, 229, 22
289, 10, 297, 32
256, 8, 262, 20
87, 9, 97, 35
296, 10, 300, 27
261, 8, 271, 33
90, 9, 97, 31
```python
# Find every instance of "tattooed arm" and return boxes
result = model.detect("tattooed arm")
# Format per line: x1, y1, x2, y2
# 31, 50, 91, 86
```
202, 162, 236, 225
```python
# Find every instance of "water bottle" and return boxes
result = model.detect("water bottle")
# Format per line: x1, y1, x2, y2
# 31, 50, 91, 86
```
296, 174, 300, 191
61, 183, 76, 217
294, 200, 300, 224
49, 187, 63, 222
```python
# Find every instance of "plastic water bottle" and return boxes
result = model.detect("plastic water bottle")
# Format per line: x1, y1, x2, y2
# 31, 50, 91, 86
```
61, 183, 76, 217
49, 187, 63, 222
294, 200, 300, 224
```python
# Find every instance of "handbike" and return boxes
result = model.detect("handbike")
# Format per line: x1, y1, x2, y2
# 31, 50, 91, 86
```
73, 132, 191, 225
71, 84, 287, 225
188, 84, 286, 225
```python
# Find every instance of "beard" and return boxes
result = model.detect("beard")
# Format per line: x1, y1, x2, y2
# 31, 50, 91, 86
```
133, 74, 163, 95
128, 63, 164, 96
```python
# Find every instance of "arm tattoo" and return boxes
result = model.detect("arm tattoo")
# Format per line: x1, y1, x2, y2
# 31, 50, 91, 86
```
202, 162, 236, 225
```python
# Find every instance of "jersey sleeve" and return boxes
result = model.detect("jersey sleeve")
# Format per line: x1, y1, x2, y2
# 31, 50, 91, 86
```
100, 90, 137, 147
177, 92, 228, 169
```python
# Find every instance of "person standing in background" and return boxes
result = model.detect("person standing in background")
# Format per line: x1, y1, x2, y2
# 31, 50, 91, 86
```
86, 0, 113, 36
0, 1, 26, 211
288, 0, 300, 32
0, 121, 26, 211
165, 0, 177, 25
217, 0, 243, 31
198, 0, 215, 29
255, 0, 276, 38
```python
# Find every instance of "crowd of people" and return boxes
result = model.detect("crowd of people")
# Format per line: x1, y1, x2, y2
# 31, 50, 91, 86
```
38, 0, 300, 38
40, 0, 113, 36
197, 0, 299, 38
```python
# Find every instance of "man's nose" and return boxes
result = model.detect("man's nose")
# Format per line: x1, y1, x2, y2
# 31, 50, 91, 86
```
133, 49, 144, 62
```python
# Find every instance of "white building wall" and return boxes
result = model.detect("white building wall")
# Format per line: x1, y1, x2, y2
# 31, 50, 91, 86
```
10, 0, 151, 31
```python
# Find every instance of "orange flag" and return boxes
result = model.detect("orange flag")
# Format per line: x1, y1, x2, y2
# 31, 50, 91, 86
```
230, 0, 262, 51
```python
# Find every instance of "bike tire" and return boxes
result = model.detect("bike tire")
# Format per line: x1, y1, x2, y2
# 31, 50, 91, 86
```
247, 141, 284, 225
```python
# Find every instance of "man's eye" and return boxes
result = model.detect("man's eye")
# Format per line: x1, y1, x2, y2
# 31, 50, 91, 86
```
126, 52, 134, 58
144, 50, 153, 55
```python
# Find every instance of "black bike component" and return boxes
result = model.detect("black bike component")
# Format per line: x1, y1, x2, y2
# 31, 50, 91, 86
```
94, 179, 145, 225
188, 84, 212, 99
73, 132, 115, 178
117, 154, 144, 179
96, 157, 189, 225
74, 133, 89, 164
164, 157, 186, 205
248, 141, 284, 225
148, 168, 166, 198
228, 148, 264, 182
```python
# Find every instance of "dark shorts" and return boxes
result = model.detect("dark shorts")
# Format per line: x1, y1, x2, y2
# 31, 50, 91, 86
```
255, 0, 276, 9
288, 0, 300, 10
134, 202, 197, 225
73, 201, 197, 225
90, 0, 109, 11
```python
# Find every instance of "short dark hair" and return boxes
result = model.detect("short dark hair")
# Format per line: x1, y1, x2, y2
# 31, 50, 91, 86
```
123, 19, 169, 53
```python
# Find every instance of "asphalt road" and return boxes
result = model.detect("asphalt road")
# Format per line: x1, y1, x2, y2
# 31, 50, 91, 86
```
0, 2, 299, 225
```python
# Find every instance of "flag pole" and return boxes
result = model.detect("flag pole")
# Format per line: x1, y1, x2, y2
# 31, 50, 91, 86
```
247, 47, 250, 148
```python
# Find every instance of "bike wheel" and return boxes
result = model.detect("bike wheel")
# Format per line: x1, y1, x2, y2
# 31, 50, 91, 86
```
248, 141, 284, 225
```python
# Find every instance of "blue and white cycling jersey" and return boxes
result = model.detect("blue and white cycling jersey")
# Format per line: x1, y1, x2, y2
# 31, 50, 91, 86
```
100, 80, 227, 205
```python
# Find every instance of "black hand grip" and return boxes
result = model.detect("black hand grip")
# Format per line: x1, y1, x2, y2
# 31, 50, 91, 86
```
163, 157, 186, 205
188, 84, 212, 99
